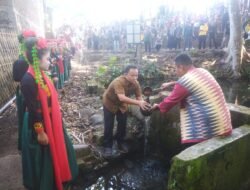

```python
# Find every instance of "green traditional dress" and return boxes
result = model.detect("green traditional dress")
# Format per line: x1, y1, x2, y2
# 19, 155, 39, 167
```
20, 69, 78, 190
63, 57, 69, 81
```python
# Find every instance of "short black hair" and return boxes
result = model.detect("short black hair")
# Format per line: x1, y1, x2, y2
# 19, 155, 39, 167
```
174, 53, 193, 66
123, 65, 138, 74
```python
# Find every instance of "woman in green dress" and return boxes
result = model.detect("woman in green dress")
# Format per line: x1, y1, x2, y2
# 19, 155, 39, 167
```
20, 37, 78, 190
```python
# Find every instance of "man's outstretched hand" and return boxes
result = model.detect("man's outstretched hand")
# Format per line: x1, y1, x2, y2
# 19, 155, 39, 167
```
138, 100, 151, 110
160, 81, 176, 90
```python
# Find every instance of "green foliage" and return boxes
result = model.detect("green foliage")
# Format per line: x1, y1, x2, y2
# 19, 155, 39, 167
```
96, 57, 164, 88
96, 56, 122, 87
189, 49, 200, 57
139, 61, 163, 80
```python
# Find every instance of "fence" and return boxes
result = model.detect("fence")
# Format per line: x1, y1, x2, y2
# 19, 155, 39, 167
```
0, 28, 19, 109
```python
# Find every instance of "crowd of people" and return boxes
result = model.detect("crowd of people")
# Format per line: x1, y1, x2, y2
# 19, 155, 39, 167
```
83, 4, 231, 53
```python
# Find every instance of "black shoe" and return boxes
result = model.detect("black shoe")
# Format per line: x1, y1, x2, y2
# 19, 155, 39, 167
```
103, 147, 112, 158
117, 142, 129, 153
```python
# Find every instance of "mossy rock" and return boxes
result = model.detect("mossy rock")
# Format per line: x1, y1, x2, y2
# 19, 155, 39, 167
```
168, 126, 250, 190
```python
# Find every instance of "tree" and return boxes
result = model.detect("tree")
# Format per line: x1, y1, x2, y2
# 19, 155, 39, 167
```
226, 0, 243, 78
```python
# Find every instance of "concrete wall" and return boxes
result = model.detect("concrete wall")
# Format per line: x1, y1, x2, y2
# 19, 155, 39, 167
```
167, 126, 250, 190
12, 0, 45, 36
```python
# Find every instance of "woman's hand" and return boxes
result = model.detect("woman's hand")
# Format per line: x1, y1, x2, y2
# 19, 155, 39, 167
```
37, 131, 49, 145
53, 77, 59, 82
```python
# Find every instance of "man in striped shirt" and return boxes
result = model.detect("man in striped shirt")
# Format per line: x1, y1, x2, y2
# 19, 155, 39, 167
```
152, 53, 232, 144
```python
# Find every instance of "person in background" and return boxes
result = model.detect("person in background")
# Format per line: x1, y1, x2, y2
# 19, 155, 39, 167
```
102, 65, 150, 157
208, 19, 218, 49
155, 34, 162, 52
151, 53, 232, 146
198, 20, 209, 49
144, 28, 152, 53
12, 29, 36, 150
49, 48, 59, 90
175, 23, 182, 49
20, 37, 78, 190
113, 30, 120, 52
183, 20, 193, 51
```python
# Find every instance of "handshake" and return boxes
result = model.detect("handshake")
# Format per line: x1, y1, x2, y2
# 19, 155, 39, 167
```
139, 101, 159, 117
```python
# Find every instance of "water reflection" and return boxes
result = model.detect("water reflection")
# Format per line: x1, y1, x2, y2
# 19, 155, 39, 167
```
82, 159, 167, 190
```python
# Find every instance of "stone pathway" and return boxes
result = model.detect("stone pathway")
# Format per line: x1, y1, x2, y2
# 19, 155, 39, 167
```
0, 154, 24, 190
0, 106, 25, 190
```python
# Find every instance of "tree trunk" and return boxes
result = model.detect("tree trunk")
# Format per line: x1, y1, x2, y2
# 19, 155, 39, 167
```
227, 0, 243, 78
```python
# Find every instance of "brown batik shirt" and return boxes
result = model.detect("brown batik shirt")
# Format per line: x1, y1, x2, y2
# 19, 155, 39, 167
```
103, 75, 142, 113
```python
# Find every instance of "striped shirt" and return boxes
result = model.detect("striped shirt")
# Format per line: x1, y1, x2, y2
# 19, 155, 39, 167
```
159, 68, 232, 143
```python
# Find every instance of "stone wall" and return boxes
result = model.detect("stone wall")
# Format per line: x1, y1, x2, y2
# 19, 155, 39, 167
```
167, 126, 250, 190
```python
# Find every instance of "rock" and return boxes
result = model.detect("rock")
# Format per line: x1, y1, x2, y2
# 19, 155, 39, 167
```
89, 114, 103, 126
80, 107, 95, 118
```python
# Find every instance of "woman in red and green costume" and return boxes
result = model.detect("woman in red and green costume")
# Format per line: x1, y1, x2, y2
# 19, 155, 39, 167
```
20, 37, 78, 190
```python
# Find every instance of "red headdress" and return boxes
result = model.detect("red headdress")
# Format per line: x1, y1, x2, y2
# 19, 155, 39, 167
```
22, 29, 36, 38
